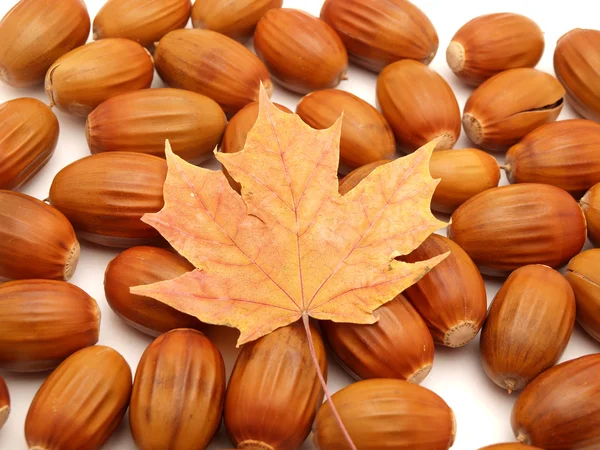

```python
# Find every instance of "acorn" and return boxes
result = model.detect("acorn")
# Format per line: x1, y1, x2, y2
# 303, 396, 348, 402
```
463, 68, 565, 151
49, 152, 166, 247
221, 101, 292, 154
25, 346, 132, 450
296, 89, 395, 172
512, 354, 600, 448
321, 294, 434, 382
155, 28, 272, 115
505, 119, 600, 197
400, 234, 487, 347
0, 376, 9, 430
0, 97, 59, 190
0, 0, 90, 87
224, 321, 326, 450
339, 160, 391, 195
0, 280, 100, 372
429, 148, 501, 214
104, 246, 201, 336
130, 329, 225, 450
480, 265, 575, 393
581, 183, 600, 245
93, 0, 191, 50
554, 28, 600, 122
191, 0, 283, 42
45, 38, 154, 116
254, 9, 348, 94
447, 13, 544, 86
86, 88, 226, 164
447, 184, 587, 276
320, 0, 438, 73
0, 191, 79, 281
377, 60, 461, 152
312, 379, 456, 450
566, 249, 600, 343
479, 445, 543, 450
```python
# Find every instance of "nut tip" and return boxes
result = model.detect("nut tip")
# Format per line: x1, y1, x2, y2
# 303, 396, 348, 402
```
446, 41, 465, 73
407, 364, 432, 384
433, 132, 457, 150
516, 431, 530, 444
462, 113, 483, 145
0, 405, 9, 430
444, 321, 478, 347
64, 239, 80, 281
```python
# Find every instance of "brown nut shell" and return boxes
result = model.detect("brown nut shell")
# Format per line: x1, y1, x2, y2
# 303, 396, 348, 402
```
155, 28, 272, 115
49, 152, 166, 247
566, 249, 600, 342
321, 294, 434, 382
581, 183, 600, 246
192, 0, 283, 42
25, 345, 132, 450
104, 246, 201, 336
400, 233, 487, 347
506, 119, 600, 197
462, 68, 565, 151
511, 354, 600, 449
447, 184, 587, 276
320, 0, 438, 73
447, 13, 544, 86
0, 280, 100, 372
480, 265, 575, 393
296, 89, 395, 171
254, 9, 348, 94
45, 38, 154, 117
224, 322, 326, 450
429, 148, 501, 214
554, 28, 600, 122
312, 379, 455, 450
86, 88, 226, 164
479, 445, 543, 450
0, 97, 59, 190
0, 376, 9, 430
377, 60, 461, 152
93, 0, 191, 50
0, 191, 79, 281
130, 329, 225, 450
0, 0, 90, 87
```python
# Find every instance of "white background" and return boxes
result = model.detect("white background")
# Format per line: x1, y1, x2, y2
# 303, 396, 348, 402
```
0, 1, 598, 449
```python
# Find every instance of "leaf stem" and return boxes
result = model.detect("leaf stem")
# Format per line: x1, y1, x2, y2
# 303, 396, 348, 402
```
302, 313, 357, 450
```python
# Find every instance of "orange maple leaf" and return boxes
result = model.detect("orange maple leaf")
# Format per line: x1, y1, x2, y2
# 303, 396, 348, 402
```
132, 87, 447, 346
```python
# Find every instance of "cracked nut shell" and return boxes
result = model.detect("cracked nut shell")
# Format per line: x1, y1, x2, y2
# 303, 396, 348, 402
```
566, 249, 600, 343
581, 183, 600, 246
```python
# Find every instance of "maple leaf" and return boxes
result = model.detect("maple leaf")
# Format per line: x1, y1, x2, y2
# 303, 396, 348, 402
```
132, 86, 447, 346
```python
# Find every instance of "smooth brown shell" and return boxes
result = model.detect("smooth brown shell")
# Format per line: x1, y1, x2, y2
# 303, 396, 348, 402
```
320, 0, 438, 73
221, 101, 292, 155
296, 89, 395, 171
0, 376, 9, 430
512, 354, 600, 448
566, 249, 600, 342
0, 97, 59, 190
49, 152, 167, 247
479, 445, 543, 450
93, 0, 191, 50
224, 321, 326, 450
191, 0, 283, 42
254, 8, 348, 94
130, 329, 225, 450
506, 119, 600, 197
0, 280, 100, 372
480, 265, 575, 393
401, 234, 487, 347
581, 183, 600, 245
155, 28, 272, 115
321, 294, 434, 382
312, 379, 455, 450
25, 345, 132, 450
447, 183, 587, 276
0, 0, 90, 87
377, 60, 461, 152
447, 13, 544, 86
462, 68, 565, 151
0, 191, 79, 280
429, 148, 501, 214
104, 246, 201, 336
45, 38, 154, 116
86, 88, 226, 164
554, 28, 600, 122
